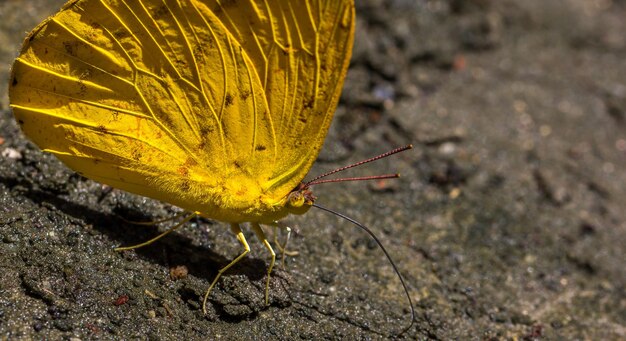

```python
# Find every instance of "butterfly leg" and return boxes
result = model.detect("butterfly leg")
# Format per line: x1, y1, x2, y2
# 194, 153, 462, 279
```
203, 223, 250, 314
274, 226, 299, 257
251, 223, 275, 305
114, 212, 197, 251
273, 226, 296, 267
268, 222, 299, 267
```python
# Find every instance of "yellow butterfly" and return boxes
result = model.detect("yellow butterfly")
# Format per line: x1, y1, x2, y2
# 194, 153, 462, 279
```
9, 0, 414, 333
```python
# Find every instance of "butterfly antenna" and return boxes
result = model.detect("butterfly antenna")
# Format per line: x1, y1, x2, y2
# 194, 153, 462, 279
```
305, 145, 413, 186
312, 203, 415, 336
306, 174, 400, 186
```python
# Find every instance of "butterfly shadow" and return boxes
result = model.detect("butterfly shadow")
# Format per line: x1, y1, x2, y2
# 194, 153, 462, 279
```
3, 175, 277, 314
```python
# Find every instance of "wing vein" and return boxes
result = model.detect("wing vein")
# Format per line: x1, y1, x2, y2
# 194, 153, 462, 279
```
99, 1, 209, 168
188, 1, 229, 156
123, 0, 185, 83
14, 105, 186, 164
45, 18, 137, 87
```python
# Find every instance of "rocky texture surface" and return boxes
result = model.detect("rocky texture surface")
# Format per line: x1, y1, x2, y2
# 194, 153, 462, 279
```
1, 0, 625, 339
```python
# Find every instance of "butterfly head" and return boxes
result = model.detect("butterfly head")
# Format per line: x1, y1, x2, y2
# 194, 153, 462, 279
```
284, 183, 316, 215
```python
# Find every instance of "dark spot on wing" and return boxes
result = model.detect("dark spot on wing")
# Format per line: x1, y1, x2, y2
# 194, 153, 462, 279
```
255, 145, 266, 151
174, 59, 187, 70
304, 97, 315, 109
225, 93, 234, 107
177, 166, 189, 177
114, 30, 128, 39
131, 149, 142, 161
80, 70, 91, 81
63, 41, 79, 56
152, 5, 168, 20
185, 157, 198, 167
77, 83, 88, 96
283, 44, 291, 55
193, 45, 206, 63
200, 125, 214, 136
180, 180, 190, 191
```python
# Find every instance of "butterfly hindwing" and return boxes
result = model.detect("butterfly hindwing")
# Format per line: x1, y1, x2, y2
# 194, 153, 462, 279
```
10, 0, 354, 221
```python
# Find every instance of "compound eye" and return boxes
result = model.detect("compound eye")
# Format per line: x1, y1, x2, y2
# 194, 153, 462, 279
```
288, 192, 305, 207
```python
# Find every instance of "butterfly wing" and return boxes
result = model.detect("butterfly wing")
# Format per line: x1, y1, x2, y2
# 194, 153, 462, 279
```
208, 1, 356, 194
9, 0, 354, 222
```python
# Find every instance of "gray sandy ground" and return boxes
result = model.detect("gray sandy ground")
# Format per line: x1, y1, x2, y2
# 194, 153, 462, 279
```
1, 0, 625, 339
